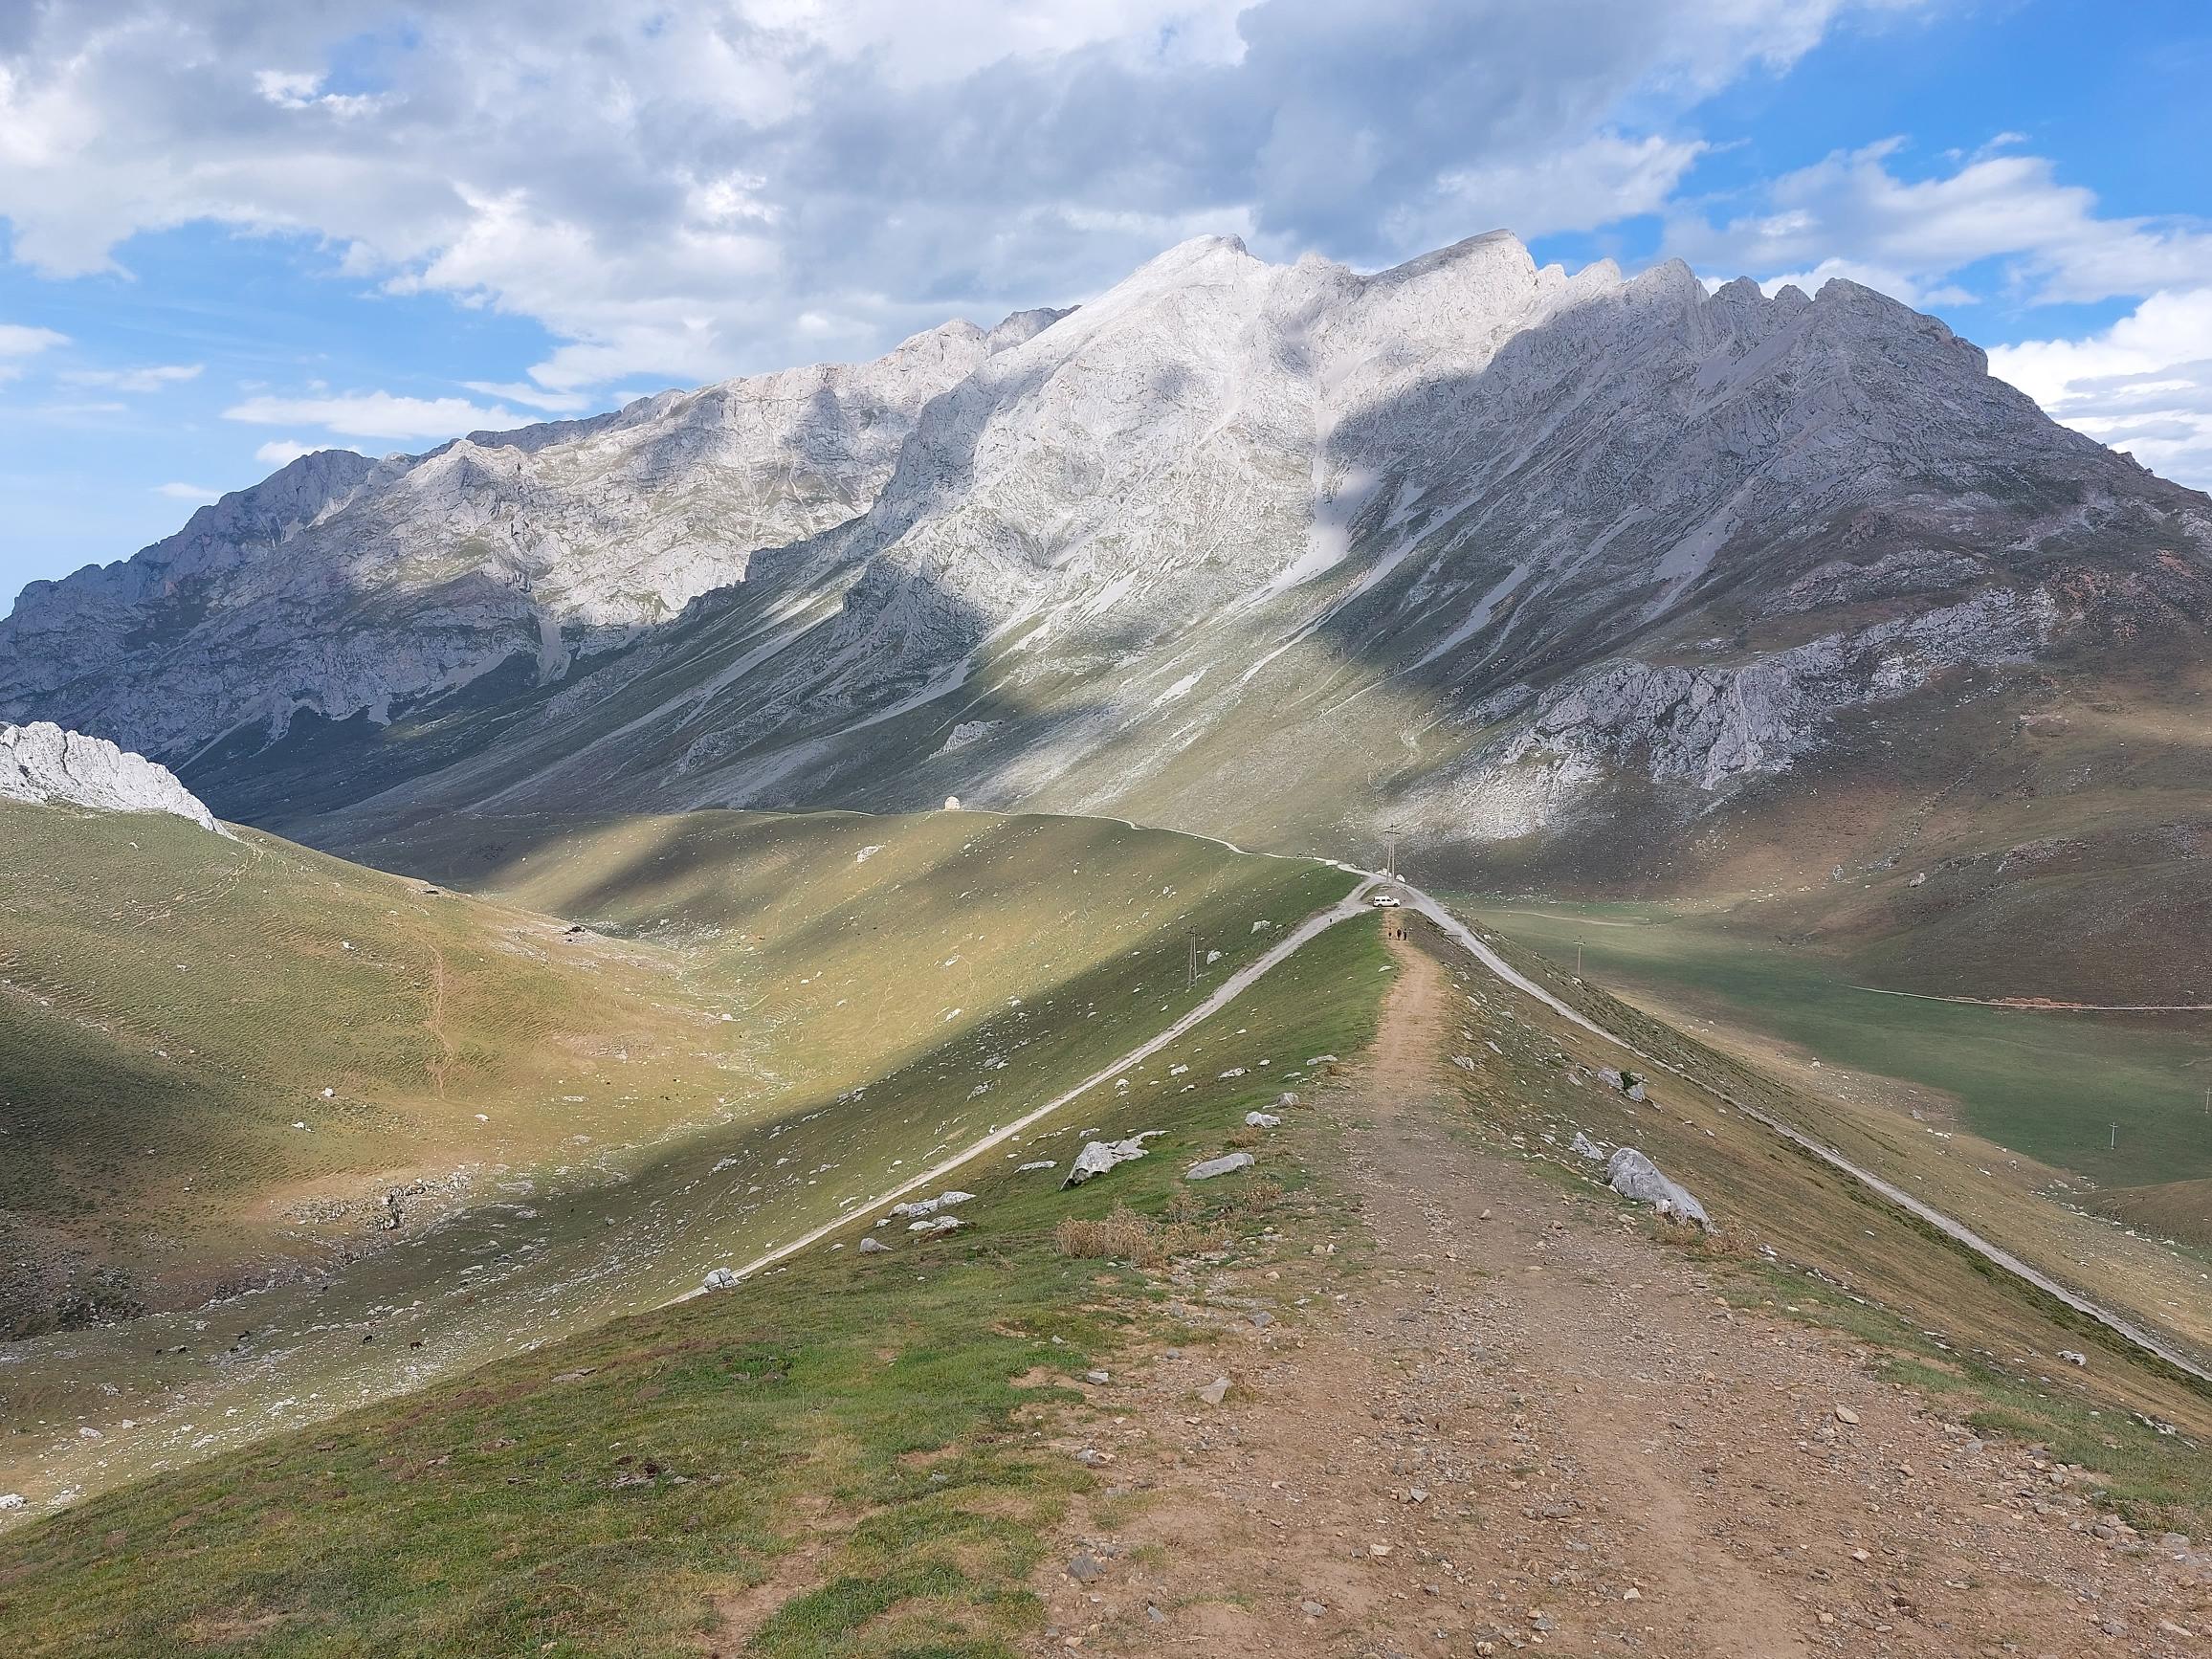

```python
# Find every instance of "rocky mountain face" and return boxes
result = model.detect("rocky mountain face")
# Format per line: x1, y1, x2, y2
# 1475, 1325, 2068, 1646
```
0, 316, 1029, 763
0, 722, 226, 834
4, 232, 2209, 869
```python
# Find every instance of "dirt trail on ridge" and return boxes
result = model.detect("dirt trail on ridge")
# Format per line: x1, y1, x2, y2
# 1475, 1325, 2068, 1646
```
1030, 936, 2212, 1656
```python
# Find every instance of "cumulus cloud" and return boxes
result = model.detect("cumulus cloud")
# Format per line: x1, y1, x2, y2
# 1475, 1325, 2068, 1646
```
0, 0, 1913, 393
1389, 133, 1706, 252
1989, 290, 2212, 491
223, 391, 530, 441
155, 480, 220, 501
461, 379, 596, 413
1668, 141, 2212, 308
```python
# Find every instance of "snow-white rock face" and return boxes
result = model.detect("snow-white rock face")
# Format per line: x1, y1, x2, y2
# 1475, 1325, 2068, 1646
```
4, 230, 2208, 856
0, 721, 227, 833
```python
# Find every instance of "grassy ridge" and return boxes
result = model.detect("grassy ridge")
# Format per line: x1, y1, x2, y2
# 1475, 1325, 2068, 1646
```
0, 917, 1392, 1657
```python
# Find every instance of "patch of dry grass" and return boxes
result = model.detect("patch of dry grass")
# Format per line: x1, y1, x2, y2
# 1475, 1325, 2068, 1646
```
1238, 1176, 1283, 1208
1054, 1204, 1223, 1267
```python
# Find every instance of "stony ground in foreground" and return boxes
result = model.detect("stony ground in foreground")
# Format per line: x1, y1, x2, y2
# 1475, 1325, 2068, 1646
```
1026, 937, 2212, 1657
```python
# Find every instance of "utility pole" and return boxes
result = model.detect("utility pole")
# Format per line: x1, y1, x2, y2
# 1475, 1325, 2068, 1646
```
2111, 1121, 2118, 1151
1188, 928, 1198, 989
1576, 939, 1583, 976
1383, 831, 1397, 880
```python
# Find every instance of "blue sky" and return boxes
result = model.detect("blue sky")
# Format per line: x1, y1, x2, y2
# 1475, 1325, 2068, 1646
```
3, 0, 2209, 608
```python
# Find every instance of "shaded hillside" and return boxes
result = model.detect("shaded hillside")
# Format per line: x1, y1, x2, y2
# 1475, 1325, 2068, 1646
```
0, 798, 722, 1333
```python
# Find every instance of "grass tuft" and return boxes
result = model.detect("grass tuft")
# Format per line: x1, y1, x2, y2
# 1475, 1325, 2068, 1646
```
1053, 1203, 1223, 1267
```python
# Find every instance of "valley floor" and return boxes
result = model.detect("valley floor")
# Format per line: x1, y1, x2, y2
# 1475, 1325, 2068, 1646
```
1024, 938, 2212, 1656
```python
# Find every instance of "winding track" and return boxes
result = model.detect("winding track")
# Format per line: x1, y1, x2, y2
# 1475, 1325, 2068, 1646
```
674, 875, 1387, 1300
689, 869, 2212, 1391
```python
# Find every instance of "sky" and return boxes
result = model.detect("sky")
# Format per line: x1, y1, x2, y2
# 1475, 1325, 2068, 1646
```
2, 0, 2208, 607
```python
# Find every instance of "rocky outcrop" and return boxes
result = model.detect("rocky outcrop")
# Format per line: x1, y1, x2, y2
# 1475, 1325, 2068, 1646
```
1485, 586, 2056, 793
0, 721, 227, 833
1604, 1147, 1712, 1229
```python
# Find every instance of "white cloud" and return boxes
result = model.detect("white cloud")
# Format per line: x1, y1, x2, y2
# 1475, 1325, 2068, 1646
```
0, 322, 69, 356
0, 322, 69, 381
253, 437, 318, 467
0, 1, 1918, 392
252, 69, 321, 108
155, 480, 220, 501
60, 362, 203, 392
223, 391, 531, 442
1668, 142, 2212, 309
1989, 290, 2212, 492
1393, 133, 1705, 251
461, 380, 594, 414
251, 68, 387, 120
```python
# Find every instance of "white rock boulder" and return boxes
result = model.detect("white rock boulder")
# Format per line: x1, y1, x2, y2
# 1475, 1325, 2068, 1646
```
1061, 1133, 1162, 1189
1186, 1152, 1256, 1182
1604, 1147, 1712, 1230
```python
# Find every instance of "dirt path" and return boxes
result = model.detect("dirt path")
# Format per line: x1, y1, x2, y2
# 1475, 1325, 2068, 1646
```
1030, 937, 2212, 1656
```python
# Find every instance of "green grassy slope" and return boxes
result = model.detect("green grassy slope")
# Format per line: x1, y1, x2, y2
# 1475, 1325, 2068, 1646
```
0, 916, 1392, 1657
0, 805, 1351, 1516
0, 799, 726, 1331
330, 807, 1336, 1116
1469, 897, 2212, 1191
13, 898, 2212, 1657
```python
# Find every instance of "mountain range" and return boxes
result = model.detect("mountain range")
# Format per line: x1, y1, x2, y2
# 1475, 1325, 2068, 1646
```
6, 231, 2210, 979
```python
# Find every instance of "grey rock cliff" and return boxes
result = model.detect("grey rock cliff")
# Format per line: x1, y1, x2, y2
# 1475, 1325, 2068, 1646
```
0, 721, 228, 833
0, 320, 1003, 760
